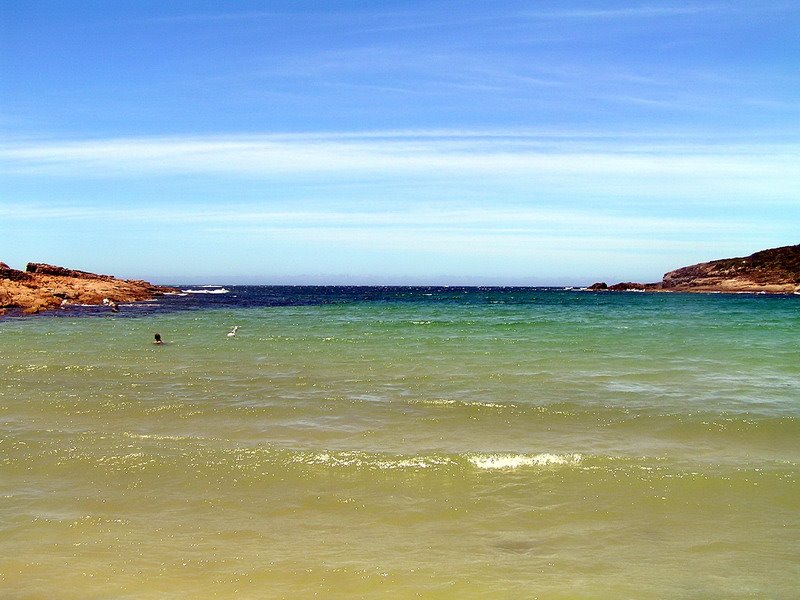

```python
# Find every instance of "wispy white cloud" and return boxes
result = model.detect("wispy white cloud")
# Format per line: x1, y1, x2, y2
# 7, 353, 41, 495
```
148, 10, 338, 23
148, 4, 769, 27
0, 201, 772, 237
3, 199, 758, 274
197, 225, 685, 256
1, 193, 788, 282
526, 4, 727, 19
592, 93, 704, 110
1, 131, 797, 183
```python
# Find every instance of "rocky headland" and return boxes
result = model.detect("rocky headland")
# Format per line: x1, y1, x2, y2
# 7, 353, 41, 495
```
0, 262, 179, 315
588, 244, 800, 294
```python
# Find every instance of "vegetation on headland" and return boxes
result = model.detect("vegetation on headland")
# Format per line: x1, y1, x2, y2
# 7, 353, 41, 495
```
0, 262, 179, 315
589, 244, 800, 294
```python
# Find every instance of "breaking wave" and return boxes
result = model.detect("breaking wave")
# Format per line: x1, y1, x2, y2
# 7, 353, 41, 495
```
181, 287, 230, 294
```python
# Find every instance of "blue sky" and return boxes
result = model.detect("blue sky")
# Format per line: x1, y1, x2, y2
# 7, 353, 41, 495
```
1, 1, 798, 284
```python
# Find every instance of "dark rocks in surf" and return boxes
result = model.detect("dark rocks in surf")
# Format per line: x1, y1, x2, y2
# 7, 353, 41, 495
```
607, 282, 648, 291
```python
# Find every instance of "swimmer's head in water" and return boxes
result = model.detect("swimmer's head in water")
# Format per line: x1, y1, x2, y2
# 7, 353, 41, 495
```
154, 333, 162, 343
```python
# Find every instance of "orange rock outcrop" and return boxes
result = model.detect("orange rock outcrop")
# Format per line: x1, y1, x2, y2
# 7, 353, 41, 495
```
598, 244, 800, 294
0, 262, 178, 314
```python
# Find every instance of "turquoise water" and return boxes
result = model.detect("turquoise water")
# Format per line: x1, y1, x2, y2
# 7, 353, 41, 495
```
1, 289, 799, 599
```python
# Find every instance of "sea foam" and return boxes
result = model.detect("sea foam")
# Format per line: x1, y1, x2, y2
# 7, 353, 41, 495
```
468, 453, 582, 470
182, 287, 230, 294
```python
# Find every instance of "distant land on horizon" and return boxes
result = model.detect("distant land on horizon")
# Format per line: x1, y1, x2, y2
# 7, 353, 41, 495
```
2, 244, 798, 314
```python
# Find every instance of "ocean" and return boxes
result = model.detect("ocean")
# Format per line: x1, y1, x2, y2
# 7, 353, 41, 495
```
1, 287, 798, 599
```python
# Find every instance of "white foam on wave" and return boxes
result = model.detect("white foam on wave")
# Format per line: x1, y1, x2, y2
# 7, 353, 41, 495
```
123, 431, 196, 442
181, 287, 230, 294
412, 398, 515, 409
295, 451, 453, 470
468, 453, 582, 470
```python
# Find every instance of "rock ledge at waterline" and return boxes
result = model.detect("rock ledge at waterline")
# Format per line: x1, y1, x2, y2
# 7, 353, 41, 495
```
0, 262, 179, 314
587, 244, 800, 294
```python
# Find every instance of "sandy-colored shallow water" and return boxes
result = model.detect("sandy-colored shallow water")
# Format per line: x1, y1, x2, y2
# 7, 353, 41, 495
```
2, 289, 798, 599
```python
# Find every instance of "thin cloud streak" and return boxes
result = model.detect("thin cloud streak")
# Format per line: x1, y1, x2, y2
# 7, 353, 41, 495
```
1, 133, 797, 182
527, 4, 729, 19
0, 202, 764, 235
196, 226, 745, 259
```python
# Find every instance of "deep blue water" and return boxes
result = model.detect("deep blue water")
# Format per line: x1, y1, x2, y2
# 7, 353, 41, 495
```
7, 285, 797, 319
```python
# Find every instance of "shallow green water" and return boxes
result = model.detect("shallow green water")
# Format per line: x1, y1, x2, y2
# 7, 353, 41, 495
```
1, 290, 799, 599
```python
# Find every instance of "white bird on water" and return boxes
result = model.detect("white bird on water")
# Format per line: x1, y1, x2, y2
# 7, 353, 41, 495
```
227, 326, 239, 338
